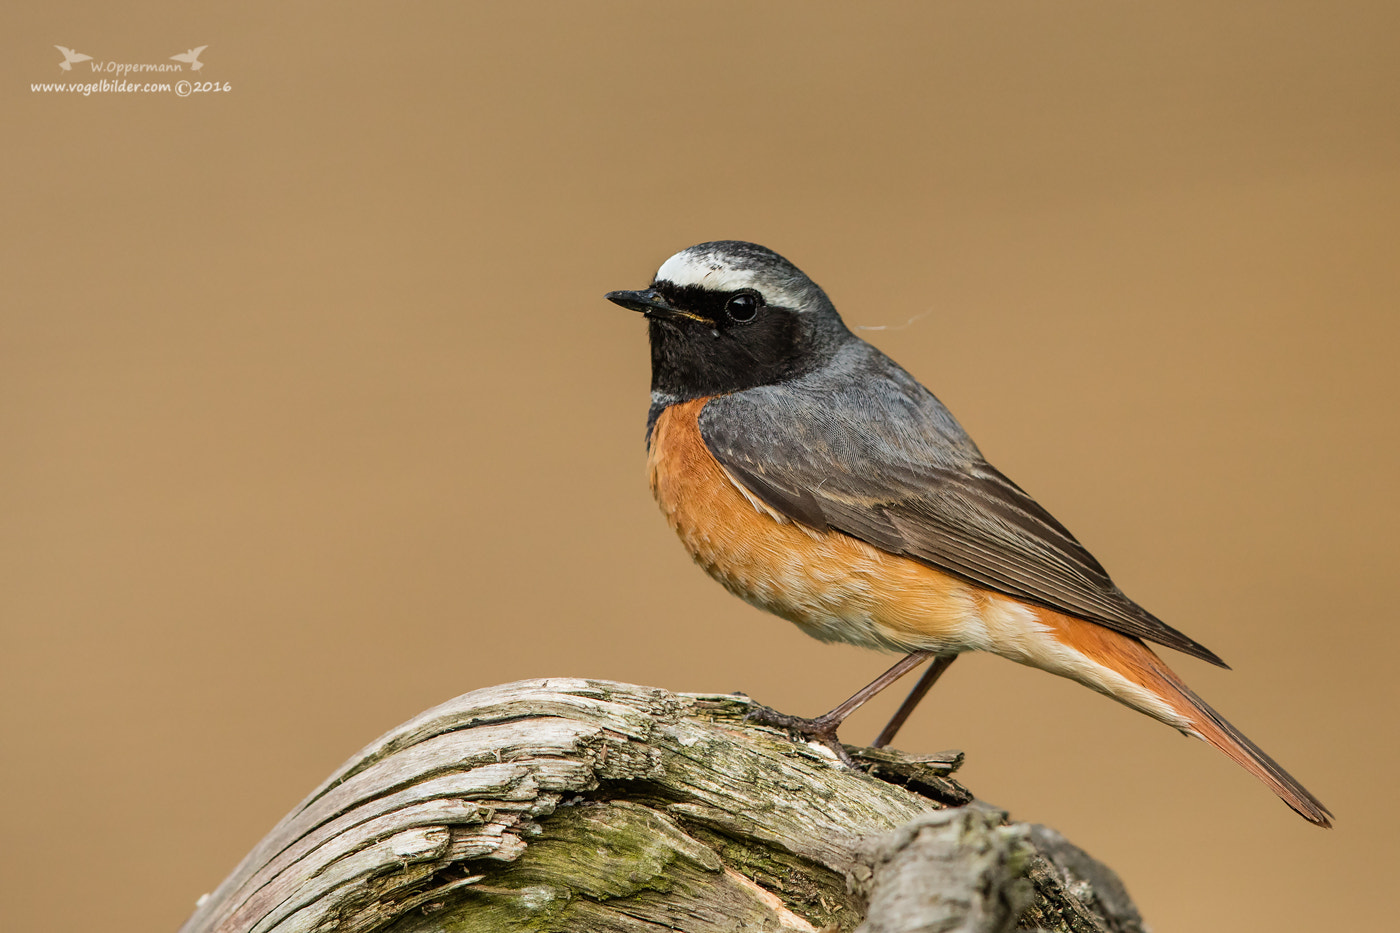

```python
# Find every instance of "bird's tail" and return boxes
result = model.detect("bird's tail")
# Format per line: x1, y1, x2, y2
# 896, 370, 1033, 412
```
1164, 670, 1332, 826
1037, 609, 1333, 827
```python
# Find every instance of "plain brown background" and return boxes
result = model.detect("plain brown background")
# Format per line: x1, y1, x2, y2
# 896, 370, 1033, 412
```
4, 3, 1397, 931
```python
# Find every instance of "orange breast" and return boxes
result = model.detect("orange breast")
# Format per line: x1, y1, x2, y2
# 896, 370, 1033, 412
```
646, 398, 988, 653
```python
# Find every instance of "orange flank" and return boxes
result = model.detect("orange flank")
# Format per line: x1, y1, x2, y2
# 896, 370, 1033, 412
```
648, 397, 984, 654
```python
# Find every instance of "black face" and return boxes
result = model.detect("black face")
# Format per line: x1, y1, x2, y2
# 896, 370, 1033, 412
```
607, 280, 819, 403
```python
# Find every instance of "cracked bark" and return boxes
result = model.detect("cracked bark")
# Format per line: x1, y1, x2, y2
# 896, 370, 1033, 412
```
178, 679, 1145, 933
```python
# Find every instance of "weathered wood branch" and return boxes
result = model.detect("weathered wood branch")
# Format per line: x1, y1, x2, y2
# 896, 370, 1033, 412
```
178, 679, 1145, 933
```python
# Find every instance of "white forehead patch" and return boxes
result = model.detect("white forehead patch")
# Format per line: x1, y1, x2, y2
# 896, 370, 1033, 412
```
653, 246, 814, 310
654, 249, 761, 293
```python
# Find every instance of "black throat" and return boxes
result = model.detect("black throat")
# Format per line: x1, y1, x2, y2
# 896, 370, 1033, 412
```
648, 313, 813, 400
644, 303, 851, 442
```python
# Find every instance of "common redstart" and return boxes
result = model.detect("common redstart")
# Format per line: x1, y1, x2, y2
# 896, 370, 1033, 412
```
606, 240, 1330, 827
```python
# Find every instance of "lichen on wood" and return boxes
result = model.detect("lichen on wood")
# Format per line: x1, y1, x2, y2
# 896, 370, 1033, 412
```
178, 679, 1144, 933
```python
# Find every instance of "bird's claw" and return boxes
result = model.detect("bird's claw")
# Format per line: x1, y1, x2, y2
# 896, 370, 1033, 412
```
745, 704, 860, 768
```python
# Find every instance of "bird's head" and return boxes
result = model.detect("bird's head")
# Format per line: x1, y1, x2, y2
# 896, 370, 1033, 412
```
606, 241, 853, 402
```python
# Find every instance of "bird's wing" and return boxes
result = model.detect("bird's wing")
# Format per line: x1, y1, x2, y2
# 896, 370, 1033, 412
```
191, 45, 208, 55
697, 350, 1226, 667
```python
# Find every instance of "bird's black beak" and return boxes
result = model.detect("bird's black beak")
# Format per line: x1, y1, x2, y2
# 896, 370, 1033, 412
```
605, 288, 714, 325
605, 288, 672, 315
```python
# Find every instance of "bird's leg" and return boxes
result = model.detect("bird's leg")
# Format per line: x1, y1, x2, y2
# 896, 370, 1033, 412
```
871, 653, 958, 748
747, 650, 935, 766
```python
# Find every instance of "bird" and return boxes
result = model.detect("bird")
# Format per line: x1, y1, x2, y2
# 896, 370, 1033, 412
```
606, 240, 1331, 827
170, 46, 208, 71
55, 46, 93, 71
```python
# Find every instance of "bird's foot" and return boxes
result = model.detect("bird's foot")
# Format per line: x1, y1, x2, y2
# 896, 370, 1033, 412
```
746, 705, 859, 768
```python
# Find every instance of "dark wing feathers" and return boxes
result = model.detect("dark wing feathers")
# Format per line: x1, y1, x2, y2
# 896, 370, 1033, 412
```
700, 376, 1227, 668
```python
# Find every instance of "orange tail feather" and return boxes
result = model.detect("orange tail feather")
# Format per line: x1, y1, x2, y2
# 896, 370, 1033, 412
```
1148, 653, 1332, 827
1041, 611, 1332, 827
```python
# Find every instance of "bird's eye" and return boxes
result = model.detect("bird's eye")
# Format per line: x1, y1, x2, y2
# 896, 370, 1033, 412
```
725, 291, 763, 323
